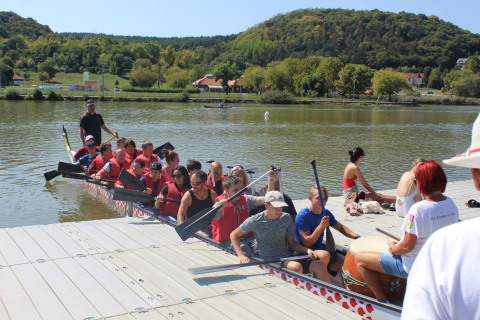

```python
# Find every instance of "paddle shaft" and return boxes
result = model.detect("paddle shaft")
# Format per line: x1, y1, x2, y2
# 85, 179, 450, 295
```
103, 133, 118, 144
175, 169, 273, 240
113, 188, 180, 203
375, 228, 401, 241
62, 171, 115, 183
188, 254, 310, 275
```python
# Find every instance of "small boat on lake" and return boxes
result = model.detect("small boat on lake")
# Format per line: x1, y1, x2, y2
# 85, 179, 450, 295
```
59, 126, 402, 320
204, 105, 233, 109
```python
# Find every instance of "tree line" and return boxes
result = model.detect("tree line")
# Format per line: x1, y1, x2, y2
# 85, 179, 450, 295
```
1, 10, 480, 97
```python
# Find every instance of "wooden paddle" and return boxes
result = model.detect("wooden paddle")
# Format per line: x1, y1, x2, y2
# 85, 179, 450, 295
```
103, 132, 118, 144
175, 169, 273, 241
188, 255, 310, 275
375, 228, 400, 241
118, 169, 146, 191
113, 188, 180, 203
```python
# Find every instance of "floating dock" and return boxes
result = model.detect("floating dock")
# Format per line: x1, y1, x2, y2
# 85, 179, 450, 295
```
0, 179, 476, 319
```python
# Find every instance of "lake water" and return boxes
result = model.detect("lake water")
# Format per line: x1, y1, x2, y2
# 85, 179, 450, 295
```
0, 100, 477, 228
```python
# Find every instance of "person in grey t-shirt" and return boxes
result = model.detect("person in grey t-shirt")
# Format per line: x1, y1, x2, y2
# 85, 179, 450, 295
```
231, 190, 326, 278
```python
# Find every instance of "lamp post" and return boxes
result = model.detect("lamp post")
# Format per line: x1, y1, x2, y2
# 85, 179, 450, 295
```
352, 78, 357, 100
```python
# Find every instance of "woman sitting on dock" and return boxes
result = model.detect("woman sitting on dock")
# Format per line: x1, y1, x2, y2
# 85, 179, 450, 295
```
354, 160, 459, 302
155, 166, 190, 219
395, 158, 425, 217
343, 147, 395, 204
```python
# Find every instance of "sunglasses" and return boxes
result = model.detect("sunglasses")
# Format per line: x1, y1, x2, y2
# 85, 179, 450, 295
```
191, 181, 204, 185
172, 174, 182, 178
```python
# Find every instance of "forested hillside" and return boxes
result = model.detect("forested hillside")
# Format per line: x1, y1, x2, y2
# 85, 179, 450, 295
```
227, 9, 480, 69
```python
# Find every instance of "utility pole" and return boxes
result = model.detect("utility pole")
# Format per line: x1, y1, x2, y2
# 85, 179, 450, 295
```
100, 63, 106, 95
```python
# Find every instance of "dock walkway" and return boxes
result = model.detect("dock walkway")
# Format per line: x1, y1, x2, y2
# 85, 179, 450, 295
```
0, 179, 476, 319
0, 218, 361, 319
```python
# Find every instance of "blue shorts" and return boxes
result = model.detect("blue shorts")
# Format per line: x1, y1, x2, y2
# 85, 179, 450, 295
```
379, 253, 408, 278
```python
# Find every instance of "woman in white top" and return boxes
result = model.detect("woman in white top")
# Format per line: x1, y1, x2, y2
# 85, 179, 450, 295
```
395, 158, 425, 217
354, 160, 458, 302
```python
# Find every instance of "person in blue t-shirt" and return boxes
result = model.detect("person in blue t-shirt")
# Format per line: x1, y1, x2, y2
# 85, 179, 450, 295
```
76, 140, 100, 169
295, 186, 360, 276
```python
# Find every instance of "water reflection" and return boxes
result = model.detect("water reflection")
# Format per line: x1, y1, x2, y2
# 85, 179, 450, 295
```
0, 100, 476, 228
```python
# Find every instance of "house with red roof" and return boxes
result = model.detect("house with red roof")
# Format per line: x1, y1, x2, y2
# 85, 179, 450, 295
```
11, 74, 26, 86
192, 74, 223, 92
403, 73, 424, 87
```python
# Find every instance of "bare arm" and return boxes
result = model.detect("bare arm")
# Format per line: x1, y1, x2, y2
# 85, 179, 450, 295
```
390, 232, 417, 255
298, 216, 330, 247
253, 196, 265, 207
79, 127, 86, 146
353, 166, 376, 194
230, 227, 250, 263
177, 192, 192, 224
332, 223, 358, 239
101, 124, 116, 136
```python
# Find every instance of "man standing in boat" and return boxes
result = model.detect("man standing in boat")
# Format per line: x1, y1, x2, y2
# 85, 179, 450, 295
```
230, 191, 328, 281
294, 186, 360, 279
79, 99, 116, 146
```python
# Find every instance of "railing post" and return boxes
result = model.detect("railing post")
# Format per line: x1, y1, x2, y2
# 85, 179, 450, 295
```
127, 201, 133, 217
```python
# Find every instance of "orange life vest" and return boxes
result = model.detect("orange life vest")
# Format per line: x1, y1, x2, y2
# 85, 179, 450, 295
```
160, 181, 188, 219
211, 194, 249, 242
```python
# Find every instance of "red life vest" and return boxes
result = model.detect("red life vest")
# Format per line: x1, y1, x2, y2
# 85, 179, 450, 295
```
135, 154, 159, 169
206, 174, 225, 195
125, 149, 142, 161
89, 154, 107, 172
211, 194, 249, 242
108, 159, 131, 181
160, 181, 188, 219
143, 173, 166, 197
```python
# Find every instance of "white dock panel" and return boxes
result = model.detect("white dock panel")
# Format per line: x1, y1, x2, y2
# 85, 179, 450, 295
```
6, 227, 49, 263
21, 225, 69, 260
39, 224, 89, 257
0, 267, 39, 319
34, 259, 101, 319
0, 229, 28, 266
11, 263, 72, 319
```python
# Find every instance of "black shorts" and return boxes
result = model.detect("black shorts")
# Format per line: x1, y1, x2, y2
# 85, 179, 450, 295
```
281, 257, 312, 274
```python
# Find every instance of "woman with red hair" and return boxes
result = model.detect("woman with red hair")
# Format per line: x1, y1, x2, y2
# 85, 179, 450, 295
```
354, 160, 459, 302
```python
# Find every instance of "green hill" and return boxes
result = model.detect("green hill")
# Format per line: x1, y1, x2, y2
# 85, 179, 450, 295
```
226, 9, 480, 69
0, 11, 52, 39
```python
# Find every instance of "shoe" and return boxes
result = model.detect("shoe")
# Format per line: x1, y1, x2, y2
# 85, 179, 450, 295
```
466, 199, 480, 208
389, 203, 396, 211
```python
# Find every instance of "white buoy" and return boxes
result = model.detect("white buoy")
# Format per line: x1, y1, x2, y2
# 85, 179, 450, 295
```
264, 111, 269, 120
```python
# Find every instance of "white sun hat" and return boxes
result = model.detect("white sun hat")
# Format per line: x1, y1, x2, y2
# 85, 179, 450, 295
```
443, 114, 480, 168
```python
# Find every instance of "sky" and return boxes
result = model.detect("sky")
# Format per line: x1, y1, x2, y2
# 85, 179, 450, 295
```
4, 0, 480, 37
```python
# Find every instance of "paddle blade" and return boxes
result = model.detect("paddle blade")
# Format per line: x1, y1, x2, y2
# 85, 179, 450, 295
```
153, 142, 175, 157
113, 188, 154, 202
58, 161, 85, 173
175, 206, 220, 241
119, 169, 146, 191
44, 170, 61, 181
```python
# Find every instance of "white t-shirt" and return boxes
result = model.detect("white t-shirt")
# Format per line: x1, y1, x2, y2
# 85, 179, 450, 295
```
400, 197, 458, 273
401, 218, 479, 320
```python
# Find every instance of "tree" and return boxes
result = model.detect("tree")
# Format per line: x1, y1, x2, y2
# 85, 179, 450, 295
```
335, 64, 374, 97
165, 67, 192, 88
315, 57, 344, 97
37, 57, 57, 80
243, 66, 267, 94
449, 72, 480, 97
372, 68, 412, 100
213, 62, 241, 94
130, 59, 156, 87
38, 72, 49, 84
465, 56, 480, 73
265, 62, 291, 92
428, 67, 443, 89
